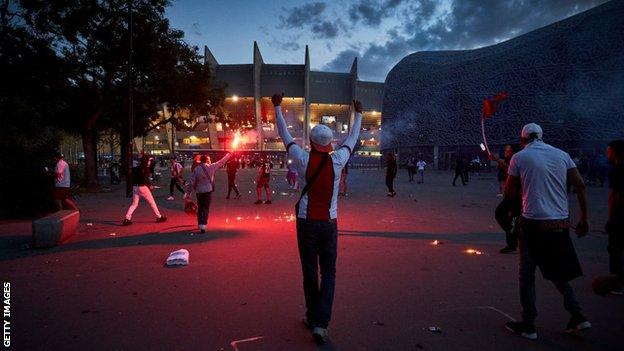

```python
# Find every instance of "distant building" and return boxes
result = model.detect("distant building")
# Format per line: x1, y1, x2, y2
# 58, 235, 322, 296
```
382, 0, 624, 169
145, 42, 384, 156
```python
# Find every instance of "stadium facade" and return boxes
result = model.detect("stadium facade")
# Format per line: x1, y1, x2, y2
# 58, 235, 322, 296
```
381, 0, 624, 169
144, 43, 384, 155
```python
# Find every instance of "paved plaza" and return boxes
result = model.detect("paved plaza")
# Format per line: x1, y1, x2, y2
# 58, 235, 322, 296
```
1, 167, 623, 350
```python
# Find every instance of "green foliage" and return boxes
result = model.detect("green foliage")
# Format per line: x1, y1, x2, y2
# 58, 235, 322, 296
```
0, 0, 223, 216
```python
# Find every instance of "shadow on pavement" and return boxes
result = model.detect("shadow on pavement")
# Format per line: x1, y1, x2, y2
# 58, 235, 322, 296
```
339, 229, 502, 244
0, 229, 245, 261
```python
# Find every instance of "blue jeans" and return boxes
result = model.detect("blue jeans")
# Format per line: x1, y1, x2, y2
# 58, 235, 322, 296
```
196, 192, 212, 225
296, 218, 338, 329
519, 228, 583, 324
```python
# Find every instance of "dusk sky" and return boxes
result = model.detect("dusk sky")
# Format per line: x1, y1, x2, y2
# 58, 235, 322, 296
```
166, 0, 608, 82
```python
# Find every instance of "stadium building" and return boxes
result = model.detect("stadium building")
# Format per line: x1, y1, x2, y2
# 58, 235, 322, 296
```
381, 0, 624, 169
144, 42, 384, 156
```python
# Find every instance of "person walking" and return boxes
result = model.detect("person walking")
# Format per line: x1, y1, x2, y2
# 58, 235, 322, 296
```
416, 158, 427, 184
123, 155, 167, 225
287, 159, 299, 190
51, 152, 79, 211
504, 123, 591, 340
495, 145, 514, 196
606, 139, 624, 294
406, 154, 416, 182
452, 155, 466, 186
225, 158, 241, 199
191, 153, 232, 233
385, 153, 397, 197
167, 157, 185, 200
273, 92, 362, 344
254, 157, 272, 204
492, 145, 521, 254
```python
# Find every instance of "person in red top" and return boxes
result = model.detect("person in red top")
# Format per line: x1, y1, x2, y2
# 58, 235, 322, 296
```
254, 158, 272, 204
273, 92, 362, 344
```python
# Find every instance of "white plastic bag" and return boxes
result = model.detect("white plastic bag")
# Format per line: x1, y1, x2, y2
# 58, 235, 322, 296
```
166, 249, 189, 266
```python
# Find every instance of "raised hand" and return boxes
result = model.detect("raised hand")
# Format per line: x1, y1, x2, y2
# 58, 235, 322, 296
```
353, 99, 363, 113
272, 92, 284, 107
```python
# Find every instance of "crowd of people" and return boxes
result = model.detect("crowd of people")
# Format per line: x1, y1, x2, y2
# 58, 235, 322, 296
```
46, 106, 623, 346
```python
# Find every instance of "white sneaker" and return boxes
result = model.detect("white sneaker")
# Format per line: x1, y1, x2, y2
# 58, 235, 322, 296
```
183, 193, 189, 200
198, 224, 206, 233
312, 327, 328, 344
167, 196, 174, 201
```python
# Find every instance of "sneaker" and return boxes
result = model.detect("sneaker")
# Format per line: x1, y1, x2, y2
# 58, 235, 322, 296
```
122, 219, 132, 226
312, 327, 329, 344
609, 287, 624, 295
497, 193, 504, 197
302, 318, 313, 330
499, 246, 517, 254
254, 200, 263, 205
264, 200, 272, 204
505, 321, 537, 340
199, 224, 206, 234
183, 193, 189, 200
166, 196, 174, 201
225, 196, 230, 200
234, 194, 241, 199
565, 316, 591, 333
155, 215, 167, 223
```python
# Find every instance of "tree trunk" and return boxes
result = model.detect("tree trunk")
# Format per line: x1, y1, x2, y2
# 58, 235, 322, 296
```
81, 129, 100, 191
81, 109, 102, 192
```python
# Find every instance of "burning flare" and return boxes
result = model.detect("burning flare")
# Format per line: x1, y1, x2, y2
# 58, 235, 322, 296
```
232, 131, 241, 149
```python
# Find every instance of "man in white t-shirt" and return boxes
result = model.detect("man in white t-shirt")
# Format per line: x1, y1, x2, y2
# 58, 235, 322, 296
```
504, 123, 590, 340
52, 152, 78, 211
416, 159, 427, 184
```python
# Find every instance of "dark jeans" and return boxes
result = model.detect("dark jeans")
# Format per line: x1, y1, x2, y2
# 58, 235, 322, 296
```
296, 218, 338, 329
407, 167, 415, 181
169, 177, 185, 196
227, 174, 240, 197
386, 175, 395, 192
196, 192, 212, 225
453, 171, 466, 185
495, 197, 521, 248
518, 227, 583, 324
607, 222, 624, 282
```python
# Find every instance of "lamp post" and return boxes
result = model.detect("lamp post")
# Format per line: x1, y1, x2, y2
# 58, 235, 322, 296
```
231, 95, 238, 150
126, 0, 134, 198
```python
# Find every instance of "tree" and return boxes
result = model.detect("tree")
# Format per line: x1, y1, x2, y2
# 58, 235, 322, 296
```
0, 0, 71, 216
17, 0, 223, 190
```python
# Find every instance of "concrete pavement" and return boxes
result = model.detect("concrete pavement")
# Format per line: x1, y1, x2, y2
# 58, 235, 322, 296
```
1, 167, 622, 350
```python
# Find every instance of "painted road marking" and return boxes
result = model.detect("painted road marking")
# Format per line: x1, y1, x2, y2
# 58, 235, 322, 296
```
230, 336, 263, 351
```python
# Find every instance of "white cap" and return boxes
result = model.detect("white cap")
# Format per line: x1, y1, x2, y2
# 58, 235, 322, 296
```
521, 123, 543, 140
310, 124, 333, 152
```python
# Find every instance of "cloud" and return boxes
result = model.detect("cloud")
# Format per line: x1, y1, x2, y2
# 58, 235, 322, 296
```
277, 2, 347, 39
312, 20, 340, 38
191, 22, 202, 37
348, 0, 405, 27
278, 2, 327, 29
325, 0, 608, 81
269, 34, 303, 52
